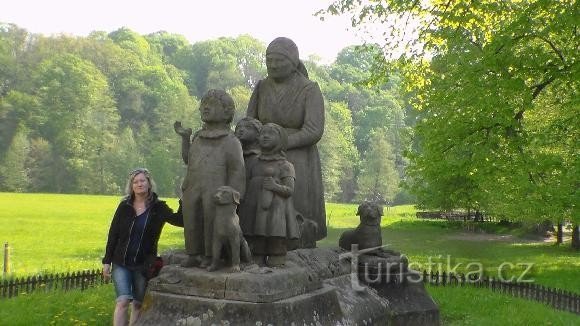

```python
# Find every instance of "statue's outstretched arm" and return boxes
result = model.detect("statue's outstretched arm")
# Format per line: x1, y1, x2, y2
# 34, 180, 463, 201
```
174, 121, 192, 164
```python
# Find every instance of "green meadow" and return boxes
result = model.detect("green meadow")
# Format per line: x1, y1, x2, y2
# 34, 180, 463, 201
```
0, 193, 416, 275
0, 192, 184, 275
1, 193, 579, 325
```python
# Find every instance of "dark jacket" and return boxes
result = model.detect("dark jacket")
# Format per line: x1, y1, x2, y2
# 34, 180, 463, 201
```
102, 193, 183, 267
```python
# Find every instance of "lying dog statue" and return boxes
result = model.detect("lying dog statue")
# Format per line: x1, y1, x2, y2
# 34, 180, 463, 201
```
208, 186, 252, 272
339, 201, 383, 251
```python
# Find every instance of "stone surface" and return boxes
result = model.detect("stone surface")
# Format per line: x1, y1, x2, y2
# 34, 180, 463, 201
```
175, 89, 245, 261
150, 261, 322, 303
247, 37, 327, 243
137, 248, 439, 325
339, 201, 384, 252
240, 123, 301, 265
207, 186, 251, 273
370, 280, 440, 326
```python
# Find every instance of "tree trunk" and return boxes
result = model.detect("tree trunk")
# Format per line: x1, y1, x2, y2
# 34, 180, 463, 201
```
556, 222, 563, 245
572, 224, 580, 250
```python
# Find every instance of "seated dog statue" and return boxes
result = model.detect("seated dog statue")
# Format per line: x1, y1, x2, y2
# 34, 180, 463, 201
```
297, 214, 318, 249
339, 201, 383, 251
208, 186, 252, 272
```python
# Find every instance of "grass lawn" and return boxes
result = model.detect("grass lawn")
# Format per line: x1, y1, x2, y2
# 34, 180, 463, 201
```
3, 284, 580, 326
0, 284, 114, 325
320, 204, 580, 293
428, 285, 580, 325
0, 192, 184, 275
1, 192, 579, 325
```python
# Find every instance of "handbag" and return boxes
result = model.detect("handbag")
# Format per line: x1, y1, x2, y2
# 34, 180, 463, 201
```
145, 256, 164, 279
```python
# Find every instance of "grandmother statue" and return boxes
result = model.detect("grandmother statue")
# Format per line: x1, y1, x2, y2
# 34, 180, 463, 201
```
246, 37, 326, 246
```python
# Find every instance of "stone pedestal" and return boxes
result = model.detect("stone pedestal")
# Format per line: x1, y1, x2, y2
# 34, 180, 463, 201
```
137, 248, 439, 325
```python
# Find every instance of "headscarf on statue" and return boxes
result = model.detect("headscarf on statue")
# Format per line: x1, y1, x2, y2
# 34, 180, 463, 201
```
266, 37, 309, 78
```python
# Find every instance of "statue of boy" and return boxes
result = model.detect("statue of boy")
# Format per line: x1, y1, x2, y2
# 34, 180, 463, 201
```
174, 89, 245, 268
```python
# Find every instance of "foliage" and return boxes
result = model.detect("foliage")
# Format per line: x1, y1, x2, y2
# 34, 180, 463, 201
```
0, 125, 29, 191
319, 101, 359, 201
356, 129, 400, 203
320, 1, 579, 229
0, 25, 201, 196
0, 23, 411, 202
307, 46, 410, 201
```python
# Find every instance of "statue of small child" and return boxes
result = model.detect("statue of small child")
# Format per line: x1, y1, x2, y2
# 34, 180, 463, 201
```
174, 89, 246, 268
235, 117, 262, 238
235, 117, 262, 167
243, 123, 300, 267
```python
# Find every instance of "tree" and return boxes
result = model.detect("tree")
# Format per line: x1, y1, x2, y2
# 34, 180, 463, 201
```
0, 124, 29, 191
25, 137, 54, 192
173, 35, 265, 98
107, 127, 145, 192
307, 49, 411, 203
357, 130, 399, 203
0, 23, 31, 97
0, 23, 419, 205
0, 90, 38, 157
318, 101, 358, 201
229, 35, 266, 89
33, 53, 118, 193
145, 31, 190, 61
322, 1, 578, 245
108, 27, 159, 65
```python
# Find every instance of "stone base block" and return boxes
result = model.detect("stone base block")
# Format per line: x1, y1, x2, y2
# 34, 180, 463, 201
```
137, 248, 439, 325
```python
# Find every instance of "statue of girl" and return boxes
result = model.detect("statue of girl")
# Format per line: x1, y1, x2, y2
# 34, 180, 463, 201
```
242, 123, 300, 267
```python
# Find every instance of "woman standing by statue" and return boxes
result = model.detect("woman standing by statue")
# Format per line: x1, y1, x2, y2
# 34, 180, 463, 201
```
246, 37, 326, 244
102, 168, 183, 325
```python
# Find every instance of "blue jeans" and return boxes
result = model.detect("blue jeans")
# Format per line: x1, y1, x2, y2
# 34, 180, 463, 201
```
112, 264, 147, 303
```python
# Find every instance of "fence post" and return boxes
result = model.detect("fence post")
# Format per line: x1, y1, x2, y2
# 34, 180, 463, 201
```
81, 270, 88, 291
1, 279, 6, 298
3, 242, 9, 278
25, 276, 32, 294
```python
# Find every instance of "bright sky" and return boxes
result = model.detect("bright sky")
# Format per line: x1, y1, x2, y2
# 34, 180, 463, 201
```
1, 0, 366, 63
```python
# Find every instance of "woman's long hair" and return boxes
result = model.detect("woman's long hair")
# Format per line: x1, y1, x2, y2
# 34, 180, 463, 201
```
124, 168, 157, 204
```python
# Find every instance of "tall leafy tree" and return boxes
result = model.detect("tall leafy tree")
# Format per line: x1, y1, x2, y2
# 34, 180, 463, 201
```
357, 129, 400, 203
33, 53, 118, 193
322, 0, 579, 244
25, 137, 54, 192
319, 101, 359, 201
0, 124, 29, 191
0, 23, 31, 97
145, 31, 190, 61
173, 35, 265, 98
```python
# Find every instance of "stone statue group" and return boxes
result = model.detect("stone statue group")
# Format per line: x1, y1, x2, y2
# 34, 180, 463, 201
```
133, 37, 437, 326
174, 37, 327, 271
